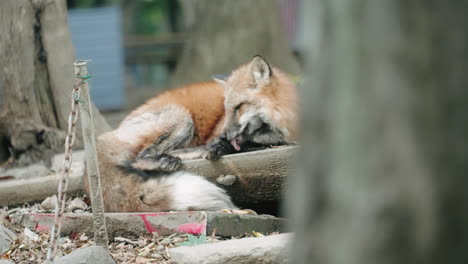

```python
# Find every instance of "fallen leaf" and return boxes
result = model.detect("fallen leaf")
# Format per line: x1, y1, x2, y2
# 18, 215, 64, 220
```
79, 233, 89, 241
114, 237, 138, 245
135, 256, 157, 263
40, 195, 57, 211
68, 198, 88, 212
23, 228, 39, 242
176, 234, 207, 247
252, 231, 264, 237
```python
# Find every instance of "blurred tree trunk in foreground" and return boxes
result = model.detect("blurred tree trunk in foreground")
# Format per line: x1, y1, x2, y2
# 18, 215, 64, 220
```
288, 1, 468, 264
169, 0, 300, 87
0, 0, 110, 166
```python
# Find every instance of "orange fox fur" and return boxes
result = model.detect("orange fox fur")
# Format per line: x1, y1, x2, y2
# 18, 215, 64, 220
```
83, 56, 298, 212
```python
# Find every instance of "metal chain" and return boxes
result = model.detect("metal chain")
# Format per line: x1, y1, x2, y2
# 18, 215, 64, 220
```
45, 74, 91, 262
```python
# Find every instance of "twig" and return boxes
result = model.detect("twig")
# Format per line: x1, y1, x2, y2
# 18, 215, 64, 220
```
114, 237, 139, 245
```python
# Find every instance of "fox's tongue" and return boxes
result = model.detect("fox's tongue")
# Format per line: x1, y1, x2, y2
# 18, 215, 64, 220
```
230, 137, 241, 151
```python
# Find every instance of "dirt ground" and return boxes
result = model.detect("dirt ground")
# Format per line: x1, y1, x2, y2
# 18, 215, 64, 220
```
0, 195, 270, 263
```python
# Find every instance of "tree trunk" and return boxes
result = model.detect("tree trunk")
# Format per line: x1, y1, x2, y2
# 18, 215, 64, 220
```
0, 0, 110, 166
288, 1, 468, 264
169, 0, 300, 88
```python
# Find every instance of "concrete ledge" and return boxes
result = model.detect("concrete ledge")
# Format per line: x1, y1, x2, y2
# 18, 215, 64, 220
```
207, 213, 286, 237
183, 146, 298, 206
21, 212, 287, 237
0, 146, 298, 207
0, 172, 83, 207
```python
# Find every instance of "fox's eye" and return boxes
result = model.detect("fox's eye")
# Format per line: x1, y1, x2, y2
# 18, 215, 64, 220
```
233, 104, 244, 118
234, 103, 243, 113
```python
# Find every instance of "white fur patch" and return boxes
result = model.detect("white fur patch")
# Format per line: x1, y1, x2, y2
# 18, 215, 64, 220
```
115, 105, 192, 145
253, 71, 262, 81
239, 109, 258, 132
115, 112, 159, 145
163, 172, 237, 211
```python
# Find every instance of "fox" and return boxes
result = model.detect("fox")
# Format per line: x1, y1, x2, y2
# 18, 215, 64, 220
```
83, 56, 298, 212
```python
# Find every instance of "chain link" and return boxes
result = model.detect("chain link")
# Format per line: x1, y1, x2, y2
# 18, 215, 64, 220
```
45, 74, 90, 262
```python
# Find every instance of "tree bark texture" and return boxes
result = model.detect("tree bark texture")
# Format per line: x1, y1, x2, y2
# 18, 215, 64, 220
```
0, 0, 110, 166
288, 1, 468, 264
169, 0, 300, 88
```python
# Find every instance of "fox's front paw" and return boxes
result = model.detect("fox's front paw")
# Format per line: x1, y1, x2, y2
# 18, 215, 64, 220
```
202, 141, 233, 160
158, 154, 182, 172
202, 144, 222, 160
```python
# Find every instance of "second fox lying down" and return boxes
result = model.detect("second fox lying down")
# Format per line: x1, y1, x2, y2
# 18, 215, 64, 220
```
83, 56, 298, 212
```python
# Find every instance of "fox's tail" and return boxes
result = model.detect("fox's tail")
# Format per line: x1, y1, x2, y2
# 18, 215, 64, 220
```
142, 171, 237, 211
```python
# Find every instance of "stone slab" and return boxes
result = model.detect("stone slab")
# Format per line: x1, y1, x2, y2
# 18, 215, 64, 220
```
53, 245, 115, 264
170, 233, 291, 264
0, 225, 17, 254
21, 212, 286, 238
207, 212, 287, 237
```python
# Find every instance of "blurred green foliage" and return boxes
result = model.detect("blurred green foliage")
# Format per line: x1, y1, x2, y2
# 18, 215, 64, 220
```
132, 0, 181, 34
69, 0, 182, 35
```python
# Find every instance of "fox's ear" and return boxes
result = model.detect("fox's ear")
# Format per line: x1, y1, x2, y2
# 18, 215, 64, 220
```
250, 55, 272, 87
213, 73, 230, 85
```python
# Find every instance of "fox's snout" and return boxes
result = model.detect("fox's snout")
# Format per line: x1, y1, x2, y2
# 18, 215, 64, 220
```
224, 123, 242, 141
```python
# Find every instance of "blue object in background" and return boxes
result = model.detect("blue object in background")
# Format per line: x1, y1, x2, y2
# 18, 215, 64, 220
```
68, 6, 125, 110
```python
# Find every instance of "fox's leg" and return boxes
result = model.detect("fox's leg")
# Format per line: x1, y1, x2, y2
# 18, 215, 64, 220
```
167, 138, 262, 161
166, 138, 235, 161
167, 146, 207, 160
115, 105, 194, 172
164, 138, 234, 161
201, 136, 285, 160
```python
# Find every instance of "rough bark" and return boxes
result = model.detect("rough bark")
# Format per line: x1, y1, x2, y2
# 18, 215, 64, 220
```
288, 1, 468, 264
169, 0, 300, 88
0, 0, 110, 166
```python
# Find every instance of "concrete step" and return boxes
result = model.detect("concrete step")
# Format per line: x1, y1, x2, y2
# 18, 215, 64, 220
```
21, 211, 287, 237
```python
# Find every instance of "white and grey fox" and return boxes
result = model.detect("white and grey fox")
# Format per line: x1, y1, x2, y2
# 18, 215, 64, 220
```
83, 56, 298, 212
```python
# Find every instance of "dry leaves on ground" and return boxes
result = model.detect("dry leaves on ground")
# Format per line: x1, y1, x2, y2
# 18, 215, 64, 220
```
1, 197, 277, 263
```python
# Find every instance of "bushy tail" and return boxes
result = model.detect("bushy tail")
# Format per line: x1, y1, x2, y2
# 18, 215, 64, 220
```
143, 172, 237, 211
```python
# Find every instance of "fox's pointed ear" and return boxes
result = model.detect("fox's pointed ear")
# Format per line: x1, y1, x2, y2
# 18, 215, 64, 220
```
213, 73, 230, 85
250, 55, 272, 87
